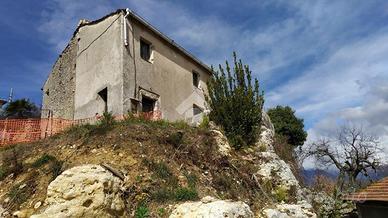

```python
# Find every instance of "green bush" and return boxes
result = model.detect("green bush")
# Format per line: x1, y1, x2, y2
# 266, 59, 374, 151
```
267, 105, 307, 147
206, 52, 264, 148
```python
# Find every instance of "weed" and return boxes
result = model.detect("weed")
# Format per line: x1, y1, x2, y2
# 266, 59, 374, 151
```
0, 167, 7, 181
2, 146, 23, 176
258, 143, 267, 152
184, 172, 198, 188
157, 208, 166, 217
50, 160, 64, 181
171, 120, 190, 130
274, 186, 288, 202
7, 176, 36, 209
32, 154, 56, 168
166, 131, 184, 147
198, 115, 210, 129
99, 111, 116, 126
174, 187, 198, 201
152, 188, 173, 202
65, 124, 94, 139
135, 205, 149, 218
143, 159, 173, 180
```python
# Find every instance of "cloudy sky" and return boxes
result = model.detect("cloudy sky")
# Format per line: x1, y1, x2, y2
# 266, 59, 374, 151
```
1, 0, 388, 162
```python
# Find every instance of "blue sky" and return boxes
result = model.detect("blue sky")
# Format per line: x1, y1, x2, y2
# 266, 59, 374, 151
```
1, 0, 388, 159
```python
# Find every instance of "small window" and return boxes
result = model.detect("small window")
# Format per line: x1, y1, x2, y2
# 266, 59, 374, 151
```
140, 39, 151, 61
192, 71, 199, 87
193, 104, 203, 116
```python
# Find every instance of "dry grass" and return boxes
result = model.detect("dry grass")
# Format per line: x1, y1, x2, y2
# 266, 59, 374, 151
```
0, 118, 267, 216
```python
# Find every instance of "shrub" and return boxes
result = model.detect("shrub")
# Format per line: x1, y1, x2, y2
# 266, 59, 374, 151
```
98, 111, 116, 128
157, 208, 166, 217
267, 105, 307, 147
206, 52, 264, 149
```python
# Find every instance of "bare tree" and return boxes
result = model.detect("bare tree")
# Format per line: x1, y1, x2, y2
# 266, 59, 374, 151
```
306, 124, 381, 189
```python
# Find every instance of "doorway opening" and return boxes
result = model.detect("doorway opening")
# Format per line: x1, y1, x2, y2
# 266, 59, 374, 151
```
142, 96, 155, 112
98, 88, 108, 113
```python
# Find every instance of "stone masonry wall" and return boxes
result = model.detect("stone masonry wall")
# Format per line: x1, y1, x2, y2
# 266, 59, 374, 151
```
42, 37, 77, 119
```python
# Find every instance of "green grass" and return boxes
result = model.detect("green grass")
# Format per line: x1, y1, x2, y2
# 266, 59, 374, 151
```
0, 167, 7, 181
174, 187, 198, 201
50, 160, 63, 181
32, 154, 56, 168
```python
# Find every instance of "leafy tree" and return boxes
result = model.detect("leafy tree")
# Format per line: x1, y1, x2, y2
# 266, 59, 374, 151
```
267, 105, 307, 147
206, 52, 264, 148
4, 99, 40, 119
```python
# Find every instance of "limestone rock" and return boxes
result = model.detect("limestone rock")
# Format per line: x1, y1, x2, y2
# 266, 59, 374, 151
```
170, 196, 253, 218
31, 164, 126, 218
262, 202, 316, 218
209, 122, 231, 156
255, 151, 299, 189
256, 111, 275, 152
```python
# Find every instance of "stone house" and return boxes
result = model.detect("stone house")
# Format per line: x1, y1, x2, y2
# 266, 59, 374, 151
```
42, 9, 211, 122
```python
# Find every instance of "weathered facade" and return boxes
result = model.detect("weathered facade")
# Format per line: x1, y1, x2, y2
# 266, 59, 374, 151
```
42, 9, 211, 122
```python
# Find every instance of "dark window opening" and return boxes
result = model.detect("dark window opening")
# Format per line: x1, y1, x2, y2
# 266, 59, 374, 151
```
192, 71, 199, 87
140, 39, 151, 61
98, 88, 108, 113
142, 96, 155, 112
193, 104, 203, 116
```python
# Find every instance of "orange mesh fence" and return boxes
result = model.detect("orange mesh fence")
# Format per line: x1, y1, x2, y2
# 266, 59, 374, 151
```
0, 111, 161, 146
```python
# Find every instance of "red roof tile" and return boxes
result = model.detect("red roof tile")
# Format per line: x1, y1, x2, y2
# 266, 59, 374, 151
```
344, 177, 388, 202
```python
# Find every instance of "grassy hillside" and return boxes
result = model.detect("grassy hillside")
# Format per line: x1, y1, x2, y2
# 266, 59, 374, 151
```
0, 117, 267, 217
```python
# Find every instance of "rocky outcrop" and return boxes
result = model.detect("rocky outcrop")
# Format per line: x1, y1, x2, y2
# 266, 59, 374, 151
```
256, 111, 275, 152
170, 196, 254, 218
31, 164, 126, 218
209, 122, 232, 156
262, 202, 317, 218
254, 112, 318, 218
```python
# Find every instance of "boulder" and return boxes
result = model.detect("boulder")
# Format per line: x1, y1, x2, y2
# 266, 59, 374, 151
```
31, 164, 126, 218
262, 202, 316, 218
170, 196, 253, 218
255, 151, 299, 189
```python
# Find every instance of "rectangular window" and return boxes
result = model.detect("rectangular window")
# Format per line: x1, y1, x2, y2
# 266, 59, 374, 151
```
192, 71, 199, 87
140, 39, 151, 61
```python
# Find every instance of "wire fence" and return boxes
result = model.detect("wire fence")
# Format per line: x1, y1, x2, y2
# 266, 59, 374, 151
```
0, 111, 162, 146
